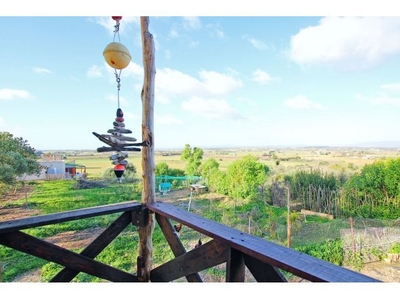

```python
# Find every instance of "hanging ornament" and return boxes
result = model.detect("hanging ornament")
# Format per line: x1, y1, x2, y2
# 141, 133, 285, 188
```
114, 164, 125, 183
93, 16, 146, 183
103, 42, 131, 70
103, 16, 131, 70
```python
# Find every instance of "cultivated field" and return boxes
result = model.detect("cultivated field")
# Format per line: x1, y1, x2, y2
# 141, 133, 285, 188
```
62, 146, 400, 179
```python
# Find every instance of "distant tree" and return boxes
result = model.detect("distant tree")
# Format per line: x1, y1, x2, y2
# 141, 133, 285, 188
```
225, 155, 269, 200
341, 158, 400, 218
155, 162, 170, 176
208, 169, 228, 195
180, 144, 203, 177
200, 158, 219, 184
0, 132, 42, 192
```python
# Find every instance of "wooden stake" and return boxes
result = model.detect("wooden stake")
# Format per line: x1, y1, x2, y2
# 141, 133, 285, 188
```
137, 16, 156, 282
286, 183, 292, 248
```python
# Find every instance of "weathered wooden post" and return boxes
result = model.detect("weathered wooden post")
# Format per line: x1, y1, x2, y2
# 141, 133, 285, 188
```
137, 16, 156, 282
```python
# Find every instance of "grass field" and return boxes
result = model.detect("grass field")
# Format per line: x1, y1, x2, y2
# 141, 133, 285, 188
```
64, 147, 400, 179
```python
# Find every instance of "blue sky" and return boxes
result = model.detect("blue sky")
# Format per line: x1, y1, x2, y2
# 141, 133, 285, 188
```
1, 2, 400, 151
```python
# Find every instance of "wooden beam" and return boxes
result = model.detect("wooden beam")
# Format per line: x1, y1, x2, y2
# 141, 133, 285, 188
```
50, 211, 133, 282
155, 214, 202, 282
0, 231, 137, 282
0, 201, 142, 234
243, 254, 287, 282
147, 201, 381, 282
226, 248, 245, 282
150, 239, 229, 282
137, 15, 156, 283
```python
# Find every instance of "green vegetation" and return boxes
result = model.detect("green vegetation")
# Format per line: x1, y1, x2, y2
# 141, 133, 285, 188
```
341, 158, 400, 218
0, 131, 42, 195
180, 144, 204, 177
0, 179, 142, 282
389, 243, 400, 254
1, 135, 400, 282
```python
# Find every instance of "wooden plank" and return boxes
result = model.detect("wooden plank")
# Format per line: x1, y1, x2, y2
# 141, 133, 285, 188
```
147, 202, 381, 282
155, 214, 202, 282
0, 231, 138, 282
243, 254, 287, 282
150, 239, 229, 282
0, 201, 142, 234
226, 248, 245, 282
137, 16, 156, 283
301, 209, 334, 220
50, 211, 132, 282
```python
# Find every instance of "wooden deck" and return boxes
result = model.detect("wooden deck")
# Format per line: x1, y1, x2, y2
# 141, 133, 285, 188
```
0, 201, 381, 282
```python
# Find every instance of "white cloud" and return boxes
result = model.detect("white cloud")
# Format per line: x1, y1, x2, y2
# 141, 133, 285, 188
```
356, 93, 400, 106
155, 68, 243, 104
0, 89, 33, 100
356, 82, 400, 106
284, 95, 325, 110
87, 65, 103, 78
156, 68, 203, 98
251, 69, 280, 84
122, 111, 140, 121
182, 17, 202, 30
243, 35, 269, 51
102, 61, 143, 84
189, 41, 199, 48
182, 96, 242, 119
33, 67, 51, 74
206, 23, 225, 39
169, 28, 179, 38
198, 70, 243, 95
380, 83, 400, 92
288, 17, 400, 71
156, 115, 183, 125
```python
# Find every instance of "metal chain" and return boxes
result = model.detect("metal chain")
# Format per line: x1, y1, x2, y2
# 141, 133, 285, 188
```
113, 18, 122, 109
114, 69, 122, 109
113, 19, 120, 43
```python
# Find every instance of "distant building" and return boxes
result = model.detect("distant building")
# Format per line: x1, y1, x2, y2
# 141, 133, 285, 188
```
20, 160, 86, 181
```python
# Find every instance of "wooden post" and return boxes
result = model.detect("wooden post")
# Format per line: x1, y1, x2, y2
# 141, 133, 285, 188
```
286, 183, 292, 248
137, 16, 156, 282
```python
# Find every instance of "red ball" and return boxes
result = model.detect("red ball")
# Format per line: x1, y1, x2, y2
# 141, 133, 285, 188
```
112, 16, 122, 21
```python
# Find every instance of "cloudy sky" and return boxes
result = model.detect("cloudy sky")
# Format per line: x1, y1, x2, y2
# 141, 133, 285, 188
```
1, 1, 399, 150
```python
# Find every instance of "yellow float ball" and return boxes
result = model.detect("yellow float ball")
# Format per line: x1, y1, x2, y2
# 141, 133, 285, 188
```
103, 42, 131, 70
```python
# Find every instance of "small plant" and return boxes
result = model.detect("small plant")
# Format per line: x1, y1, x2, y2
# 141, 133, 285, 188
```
389, 242, 400, 254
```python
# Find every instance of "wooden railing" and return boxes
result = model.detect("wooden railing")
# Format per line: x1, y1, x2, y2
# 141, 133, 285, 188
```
0, 201, 381, 282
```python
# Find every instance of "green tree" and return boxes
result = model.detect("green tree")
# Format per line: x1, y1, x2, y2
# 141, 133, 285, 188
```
0, 132, 42, 192
342, 158, 400, 218
155, 162, 170, 176
384, 158, 400, 199
200, 158, 219, 184
225, 155, 269, 200
180, 144, 203, 177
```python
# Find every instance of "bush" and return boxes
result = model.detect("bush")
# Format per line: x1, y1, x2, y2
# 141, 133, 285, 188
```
294, 238, 343, 266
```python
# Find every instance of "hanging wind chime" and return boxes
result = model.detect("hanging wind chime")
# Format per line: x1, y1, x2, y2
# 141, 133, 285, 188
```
93, 16, 146, 183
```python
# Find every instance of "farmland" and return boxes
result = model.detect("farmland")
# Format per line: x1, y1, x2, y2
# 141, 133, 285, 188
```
60, 146, 400, 179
